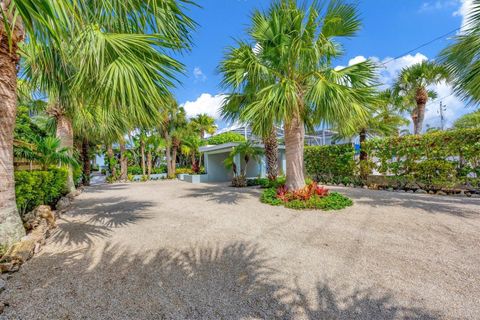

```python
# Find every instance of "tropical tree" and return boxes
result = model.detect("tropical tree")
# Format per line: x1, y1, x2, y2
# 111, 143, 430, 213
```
394, 61, 449, 134
158, 99, 188, 178
224, 141, 264, 187
453, 110, 480, 129
220, 0, 376, 190
190, 114, 217, 139
222, 93, 280, 181
0, 0, 79, 245
440, 0, 480, 104
333, 89, 408, 179
181, 134, 203, 173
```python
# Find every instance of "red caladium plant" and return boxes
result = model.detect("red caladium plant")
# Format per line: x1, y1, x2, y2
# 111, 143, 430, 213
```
276, 182, 329, 202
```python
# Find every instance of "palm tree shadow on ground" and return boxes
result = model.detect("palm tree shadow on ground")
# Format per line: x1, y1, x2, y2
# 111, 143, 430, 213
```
2, 241, 440, 319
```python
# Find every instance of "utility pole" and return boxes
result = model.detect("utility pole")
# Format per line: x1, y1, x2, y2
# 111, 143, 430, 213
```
438, 101, 447, 130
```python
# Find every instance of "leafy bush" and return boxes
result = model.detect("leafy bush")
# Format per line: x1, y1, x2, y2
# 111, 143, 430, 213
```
364, 128, 480, 190
15, 168, 68, 215
127, 165, 143, 175
175, 167, 206, 175
284, 192, 353, 210
304, 144, 357, 184
207, 132, 246, 145
260, 182, 352, 211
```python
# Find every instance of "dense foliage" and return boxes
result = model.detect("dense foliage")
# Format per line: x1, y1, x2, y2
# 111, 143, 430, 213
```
260, 181, 353, 210
304, 144, 357, 185
15, 168, 68, 216
207, 132, 246, 145
363, 129, 480, 190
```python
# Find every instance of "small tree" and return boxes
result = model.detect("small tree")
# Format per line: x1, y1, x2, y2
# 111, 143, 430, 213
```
224, 141, 263, 187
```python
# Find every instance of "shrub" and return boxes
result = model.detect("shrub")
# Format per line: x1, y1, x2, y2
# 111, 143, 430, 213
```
207, 132, 246, 145
364, 128, 480, 190
127, 165, 143, 175
15, 168, 68, 216
260, 182, 352, 211
284, 192, 353, 210
304, 144, 357, 184
175, 167, 206, 175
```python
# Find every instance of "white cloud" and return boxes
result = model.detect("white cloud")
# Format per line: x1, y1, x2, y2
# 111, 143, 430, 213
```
181, 93, 226, 119
454, 0, 474, 32
419, 0, 457, 12
193, 66, 207, 82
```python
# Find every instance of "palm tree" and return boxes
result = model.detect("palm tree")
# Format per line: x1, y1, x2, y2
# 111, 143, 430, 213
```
224, 141, 264, 186
453, 110, 480, 129
33, 136, 78, 171
0, 0, 78, 245
333, 89, 409, 179
190, 114, 217, 139
158, 100, 188, 178
181, 134, 203, 173
222, 93, 281, 181
220, 0, 376, 190
440, 0, 480, 104
394, 61, 449, 134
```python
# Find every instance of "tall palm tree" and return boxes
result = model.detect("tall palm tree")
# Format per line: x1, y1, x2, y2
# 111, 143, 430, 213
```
0, 0, 77, 245
220, 0, 376, 190
333, 89, 409, 179
190, 114, 217, 139
158, 99, 188, 178
222, 95, 280, 181
440, 0, 480, 104
394, 61, 449, 134
181, 134, 203, 173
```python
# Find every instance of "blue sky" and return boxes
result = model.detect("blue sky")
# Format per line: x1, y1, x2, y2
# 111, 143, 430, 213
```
172, 0, 474, 130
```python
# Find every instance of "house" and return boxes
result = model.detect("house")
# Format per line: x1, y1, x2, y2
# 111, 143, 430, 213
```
199, 142, 286, 182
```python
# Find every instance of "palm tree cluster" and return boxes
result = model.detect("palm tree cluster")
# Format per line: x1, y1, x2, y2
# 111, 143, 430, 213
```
0, 0, 196, 245
219, 0, 480, 192
2, 0, 480, 246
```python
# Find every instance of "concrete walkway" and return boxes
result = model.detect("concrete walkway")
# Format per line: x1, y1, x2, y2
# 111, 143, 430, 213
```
1, 181, 479, 319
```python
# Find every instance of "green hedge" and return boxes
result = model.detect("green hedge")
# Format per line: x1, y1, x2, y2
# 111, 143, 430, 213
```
207, 132, 246, 145
304, 144, 357, 184
15, 168, 68, 215
363, 129, 480, 190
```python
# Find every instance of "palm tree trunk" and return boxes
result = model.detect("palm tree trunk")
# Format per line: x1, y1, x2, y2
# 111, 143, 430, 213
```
81, 138, 90, 186
171, 145, 178, 175
119, 139, 128, 181
56, 113, 76, 192
284, 115, 305, 190
414, 88, 428, 135
0, 35, 26, 245
263, 128, 279, 181
359, 128, 368, 181
147, 150, 152, 177
140, 138, 146, 176
107, 144, 116, 178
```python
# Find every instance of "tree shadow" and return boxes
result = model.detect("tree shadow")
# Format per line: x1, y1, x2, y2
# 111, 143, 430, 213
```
180, 184, 261, 205
50, 197, 154, 246
335, 187, 480, 218
291, 281, 440, 320
1, 241, 440, 319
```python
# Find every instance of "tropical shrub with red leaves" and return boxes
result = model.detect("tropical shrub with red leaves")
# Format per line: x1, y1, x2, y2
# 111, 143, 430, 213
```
276, 182, 329, 203
261, 181, 352, 211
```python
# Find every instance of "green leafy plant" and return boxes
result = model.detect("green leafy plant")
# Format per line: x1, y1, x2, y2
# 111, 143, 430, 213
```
304, 144, 357, 184
364, 128, 480, 191
15, 168, 68, 216
207, 132, 246, 145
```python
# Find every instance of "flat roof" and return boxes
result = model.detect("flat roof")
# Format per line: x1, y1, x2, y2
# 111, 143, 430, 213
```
199, 142, 285, 154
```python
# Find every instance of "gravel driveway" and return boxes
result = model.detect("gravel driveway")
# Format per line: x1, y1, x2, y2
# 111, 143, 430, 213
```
1, 180, 479, 319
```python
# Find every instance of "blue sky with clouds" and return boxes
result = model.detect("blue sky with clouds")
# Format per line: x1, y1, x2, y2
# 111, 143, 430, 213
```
172, 0, 475, 131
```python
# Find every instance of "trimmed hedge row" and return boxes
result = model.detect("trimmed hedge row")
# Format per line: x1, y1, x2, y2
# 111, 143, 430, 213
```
207, 132, 246, 145
15, 168, 68, 216
363, 128, 480, 190
304, 144, 357, 185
